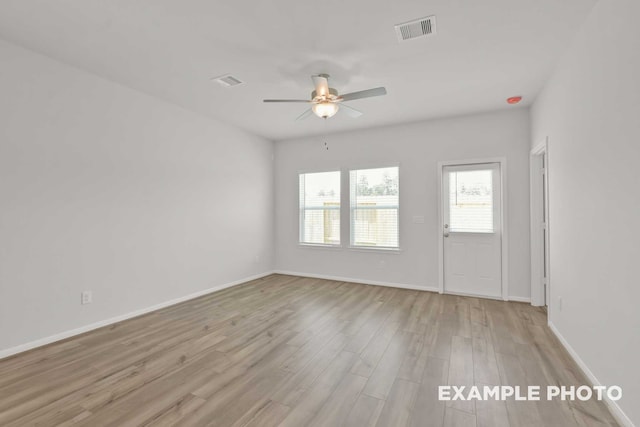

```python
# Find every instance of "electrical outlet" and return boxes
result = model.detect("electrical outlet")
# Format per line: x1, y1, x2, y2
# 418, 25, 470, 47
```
81, 291, 92, 305
558, 296, 562, 312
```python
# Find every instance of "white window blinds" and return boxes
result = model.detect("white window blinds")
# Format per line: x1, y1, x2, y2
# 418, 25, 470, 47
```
448, 169, 494, 233
350, 166, 399, 248
299, 171, 341, 245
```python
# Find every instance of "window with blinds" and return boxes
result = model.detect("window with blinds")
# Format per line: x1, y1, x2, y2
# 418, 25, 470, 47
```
448, 169, 494, 233
299, 171, 341, 245
350, 166, 399, 248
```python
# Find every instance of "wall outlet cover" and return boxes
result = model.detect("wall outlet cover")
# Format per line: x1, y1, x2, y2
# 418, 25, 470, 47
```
81, 291, 92, 305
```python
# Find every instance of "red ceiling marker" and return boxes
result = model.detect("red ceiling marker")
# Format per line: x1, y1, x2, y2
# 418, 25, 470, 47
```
507, 96, 523, 105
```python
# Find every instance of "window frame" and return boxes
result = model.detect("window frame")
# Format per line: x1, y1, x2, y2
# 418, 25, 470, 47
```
445, 164, 498, 234
298, 169, 342, 247
348, 165, 401, 251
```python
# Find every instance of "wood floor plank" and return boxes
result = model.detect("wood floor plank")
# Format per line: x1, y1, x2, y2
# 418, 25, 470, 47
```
344, 394, 385, 427
375, 378, 420, 427
472, 337, 500, 386
408, 356, 449, 427
187, 369, 290, 427
307, 373, 368, 427
514, 342, 579, 426
475, 382, 510, 427
0, 275, 619, 427
397, 328, 430, 383
444, 407, 477, 427
428, 317, 455, 361
403, 291, 432, 334
362, 330, 414, 399
276, 351, 359, 427
240, 400, 291, 427
343, 291, 397, 353
495, 352, 546, 427
270, 333, 348, 406
142, 393, 207, 427
447, 335, 475, 414
351, 319, 401, 378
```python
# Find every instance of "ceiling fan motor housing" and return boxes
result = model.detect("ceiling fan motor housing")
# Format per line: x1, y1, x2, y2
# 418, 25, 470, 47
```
312, 87, 339, 102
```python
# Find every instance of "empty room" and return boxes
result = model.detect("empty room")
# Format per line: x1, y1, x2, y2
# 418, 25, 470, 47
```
0, 0, 638, 426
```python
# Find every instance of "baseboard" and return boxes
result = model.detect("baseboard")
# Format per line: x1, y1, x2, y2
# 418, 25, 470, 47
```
0, 271, 274, 360
548, 322, 635, 427
441, 289, 503, 300
508, 296, 531, 303
273, 270, 440, 293
274, 270, 532, 304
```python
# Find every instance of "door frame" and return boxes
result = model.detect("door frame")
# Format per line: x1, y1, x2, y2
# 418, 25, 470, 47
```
437, 157, 509, 301
530, 138, 550, 306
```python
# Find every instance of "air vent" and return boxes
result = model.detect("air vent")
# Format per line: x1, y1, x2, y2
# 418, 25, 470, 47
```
211, 74, 243, 87
394, 16, 437, 42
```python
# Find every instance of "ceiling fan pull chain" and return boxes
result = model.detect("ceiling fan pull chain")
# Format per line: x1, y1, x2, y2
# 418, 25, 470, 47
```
323, 117, 329, 150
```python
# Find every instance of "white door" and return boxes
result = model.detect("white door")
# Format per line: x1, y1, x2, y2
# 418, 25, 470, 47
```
442, 163, 502, 298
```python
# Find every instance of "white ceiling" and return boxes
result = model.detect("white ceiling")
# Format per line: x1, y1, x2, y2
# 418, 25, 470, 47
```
0, 0, 597, 141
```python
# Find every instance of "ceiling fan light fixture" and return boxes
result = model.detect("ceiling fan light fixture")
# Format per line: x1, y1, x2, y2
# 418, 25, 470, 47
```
263, 74, 386, 120
312, 101, 339, 118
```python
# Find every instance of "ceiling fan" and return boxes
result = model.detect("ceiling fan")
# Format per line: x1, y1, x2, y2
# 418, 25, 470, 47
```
263, 74, 387, 120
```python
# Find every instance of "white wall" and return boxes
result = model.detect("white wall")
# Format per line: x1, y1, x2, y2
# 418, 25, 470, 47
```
531, 1, 640, 424
0, 40, 274, 354
275, 109, 531, 299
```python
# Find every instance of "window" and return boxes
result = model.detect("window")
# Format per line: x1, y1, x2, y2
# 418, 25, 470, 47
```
448, 169, 494, 233
350, 166, 399, 248
299, 171, 341, 245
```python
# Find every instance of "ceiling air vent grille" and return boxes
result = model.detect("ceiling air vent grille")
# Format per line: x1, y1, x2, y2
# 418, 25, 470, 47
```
211, 74, 243, 87
395, 16, 437, 42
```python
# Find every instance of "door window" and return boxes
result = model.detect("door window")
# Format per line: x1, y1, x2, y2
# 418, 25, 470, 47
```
448, 169, 494, 233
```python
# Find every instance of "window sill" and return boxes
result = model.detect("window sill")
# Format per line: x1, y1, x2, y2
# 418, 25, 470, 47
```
347, 246, 402, 254
297, 243, 402, 253
298, 243, 343, 250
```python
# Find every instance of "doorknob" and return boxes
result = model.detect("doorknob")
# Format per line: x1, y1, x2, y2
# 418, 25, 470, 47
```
444, 224, 450, 238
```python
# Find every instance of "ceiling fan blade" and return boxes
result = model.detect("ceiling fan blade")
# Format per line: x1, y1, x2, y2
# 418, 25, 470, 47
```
263, 99, 311, 103
339, 87, 387, 102
339, 104, 363, 118
295, 109, 313, 121
311, 74, 330, 97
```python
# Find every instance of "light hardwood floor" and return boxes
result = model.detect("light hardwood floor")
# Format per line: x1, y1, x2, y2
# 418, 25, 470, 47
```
0, 274, 618, 426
